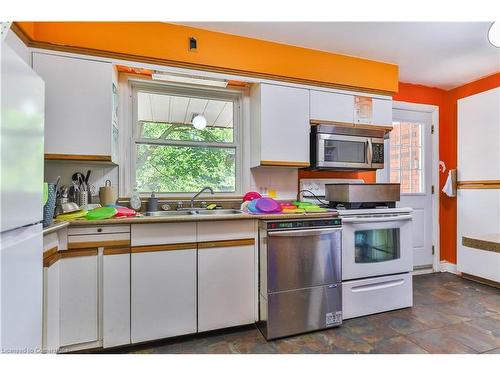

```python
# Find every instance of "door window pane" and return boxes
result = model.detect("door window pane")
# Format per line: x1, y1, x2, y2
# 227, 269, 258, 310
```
390, 121, 424, 193
355, 229, 401, 263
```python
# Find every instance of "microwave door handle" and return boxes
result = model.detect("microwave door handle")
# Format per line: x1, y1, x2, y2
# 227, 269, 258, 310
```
367, 138, 373, 167
342, 215, 413, 224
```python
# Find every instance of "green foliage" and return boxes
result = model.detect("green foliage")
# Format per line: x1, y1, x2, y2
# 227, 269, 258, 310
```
136, 122, 236, 193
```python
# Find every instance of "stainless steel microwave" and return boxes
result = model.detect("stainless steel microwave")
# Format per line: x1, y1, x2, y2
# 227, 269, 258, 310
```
310, 125, 386, 170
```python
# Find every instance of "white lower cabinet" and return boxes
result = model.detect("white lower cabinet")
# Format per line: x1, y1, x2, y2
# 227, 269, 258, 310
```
103, 251, 131, 348
198, 243, 255, 332
59, 254, 99, 347
131, 248, 197, 343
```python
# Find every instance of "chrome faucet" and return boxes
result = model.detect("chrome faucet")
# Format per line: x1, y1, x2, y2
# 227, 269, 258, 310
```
190, 186, 214, 208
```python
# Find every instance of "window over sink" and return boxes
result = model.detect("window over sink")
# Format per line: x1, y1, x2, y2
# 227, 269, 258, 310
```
132, 84, 241, 194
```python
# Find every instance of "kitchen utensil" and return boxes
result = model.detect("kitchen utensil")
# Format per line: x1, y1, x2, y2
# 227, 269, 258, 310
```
99, 180, 117, 206
43, 182, 57, 227
55, 209, 88, 221
243, 191, 262, 202
115, 206, 137, 217
80, 203, 101, 211
247, 199, 260, 213
76, 190, 88, 207
54, 176, 61, 192
280, 202, 297, 209
86, 207, 117, 220
61, 201, 79, 213
43, 182, 48, 205
255, 197, 282, 213
83, 170, 92, 203
84, 170, 91, 185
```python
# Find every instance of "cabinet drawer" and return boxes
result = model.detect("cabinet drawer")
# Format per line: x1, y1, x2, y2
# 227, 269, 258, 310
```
342, 273, 412, 320
131, 223, 196, 246
197, 220, 255, 242
68, 232, 130, 249
68, 225, 130, 236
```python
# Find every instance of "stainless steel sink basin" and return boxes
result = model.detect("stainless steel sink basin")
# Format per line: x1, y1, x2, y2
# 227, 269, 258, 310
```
144, 210, 196, 216
194, 209, 243, 215
144, 209, 242, 216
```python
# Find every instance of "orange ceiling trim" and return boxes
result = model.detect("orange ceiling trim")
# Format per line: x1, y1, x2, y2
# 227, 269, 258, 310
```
13, 21, 399, 94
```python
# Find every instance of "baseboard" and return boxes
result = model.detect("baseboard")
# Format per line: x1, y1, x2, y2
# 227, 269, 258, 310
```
412, 266, 434, 275
439, 261, 458, 274
461, 273, 500, 289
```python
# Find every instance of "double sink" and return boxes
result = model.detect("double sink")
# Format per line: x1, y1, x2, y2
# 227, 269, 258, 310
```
144, 209, 243, 217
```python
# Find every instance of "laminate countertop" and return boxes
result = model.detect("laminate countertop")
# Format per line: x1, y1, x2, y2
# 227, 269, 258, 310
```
61, 210, 339, 226
462, 234, 500, 254
43, 221, 70, 235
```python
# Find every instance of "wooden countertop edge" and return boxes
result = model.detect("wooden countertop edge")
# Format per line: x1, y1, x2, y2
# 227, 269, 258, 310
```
61, 211, 338, 226
462, 235, 500, 254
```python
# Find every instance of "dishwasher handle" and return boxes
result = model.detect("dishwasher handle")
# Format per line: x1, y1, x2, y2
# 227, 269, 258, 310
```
268, 227, 342, 237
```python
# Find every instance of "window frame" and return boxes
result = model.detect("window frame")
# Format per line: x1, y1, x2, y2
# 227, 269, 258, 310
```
130, 80, 243, 197
389, 119, 425, 195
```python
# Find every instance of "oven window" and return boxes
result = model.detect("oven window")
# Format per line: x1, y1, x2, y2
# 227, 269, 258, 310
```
354, 228, 400, 263
324, 139, 366, 163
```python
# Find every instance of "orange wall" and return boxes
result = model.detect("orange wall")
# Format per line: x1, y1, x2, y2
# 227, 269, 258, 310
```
394, 73, 500, 264
16, 22, 398, 94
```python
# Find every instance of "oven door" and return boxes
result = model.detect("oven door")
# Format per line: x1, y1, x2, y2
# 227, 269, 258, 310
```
317, 134, 371, 169
341, 214, 413, 280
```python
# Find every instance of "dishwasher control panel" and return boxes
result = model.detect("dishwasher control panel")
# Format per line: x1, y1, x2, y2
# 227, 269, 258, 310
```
266, 218, 341, 230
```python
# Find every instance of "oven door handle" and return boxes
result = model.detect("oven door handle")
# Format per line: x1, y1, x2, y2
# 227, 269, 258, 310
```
342, 214, 413, 224
268, 228, 342, 237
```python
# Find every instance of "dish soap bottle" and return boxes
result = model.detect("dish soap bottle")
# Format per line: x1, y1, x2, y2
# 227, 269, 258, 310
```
129, 185, 142, 211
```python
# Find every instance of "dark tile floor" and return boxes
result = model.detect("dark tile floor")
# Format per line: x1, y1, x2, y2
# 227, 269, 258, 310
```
112, 273, 500, 354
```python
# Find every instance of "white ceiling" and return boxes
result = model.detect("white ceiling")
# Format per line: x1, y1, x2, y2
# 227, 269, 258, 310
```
179, 22, 500, 90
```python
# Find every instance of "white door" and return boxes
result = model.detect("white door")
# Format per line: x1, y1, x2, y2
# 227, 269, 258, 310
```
382, 108, 434, 268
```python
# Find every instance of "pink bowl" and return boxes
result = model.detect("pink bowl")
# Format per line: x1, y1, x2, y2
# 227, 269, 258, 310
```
243, 191, 262, 202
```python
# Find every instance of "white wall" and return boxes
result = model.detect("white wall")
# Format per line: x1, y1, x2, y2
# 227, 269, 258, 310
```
250, 168, 298, 200
44, 162, 119, 202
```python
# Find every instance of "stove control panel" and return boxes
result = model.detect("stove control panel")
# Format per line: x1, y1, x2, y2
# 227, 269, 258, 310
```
267, 218, 341, 230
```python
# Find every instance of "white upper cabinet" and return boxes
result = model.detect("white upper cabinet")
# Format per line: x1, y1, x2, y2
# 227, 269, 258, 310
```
32, 52, 118, 162
310, 90, 354, 123
371, 98, 393, 126
310, 89, 393, 127
251, 83, 310, 167
458, 87, 500, 181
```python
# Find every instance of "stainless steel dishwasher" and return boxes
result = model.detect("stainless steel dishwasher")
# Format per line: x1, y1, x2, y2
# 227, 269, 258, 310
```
258, 218, 342, 340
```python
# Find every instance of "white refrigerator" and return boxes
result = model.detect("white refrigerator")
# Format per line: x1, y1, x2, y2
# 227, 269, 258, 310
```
1, 41, 45, 353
